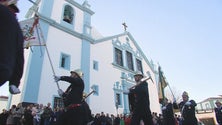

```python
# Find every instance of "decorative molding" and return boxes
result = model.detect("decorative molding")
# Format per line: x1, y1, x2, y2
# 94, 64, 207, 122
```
37, 13, 95, 43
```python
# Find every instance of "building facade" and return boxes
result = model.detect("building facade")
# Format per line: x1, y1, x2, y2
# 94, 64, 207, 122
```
196, 97, 222, 125
10, 0, 161, 115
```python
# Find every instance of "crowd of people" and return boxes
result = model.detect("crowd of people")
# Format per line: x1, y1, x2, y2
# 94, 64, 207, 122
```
0, 102, 183, 125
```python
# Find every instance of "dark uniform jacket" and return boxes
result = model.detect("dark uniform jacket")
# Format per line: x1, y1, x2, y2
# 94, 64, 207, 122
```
215, 106, 222, 125
0, 4, 24, 87
130, 81, 150, 113
57, 76, 85, 125
175, 100, 198, 125
162, 102, 176, 125
129, 81, 153, 125
60, 76, 84, 107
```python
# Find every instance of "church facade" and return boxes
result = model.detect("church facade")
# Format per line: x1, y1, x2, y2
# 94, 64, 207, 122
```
11, 0, 161, 115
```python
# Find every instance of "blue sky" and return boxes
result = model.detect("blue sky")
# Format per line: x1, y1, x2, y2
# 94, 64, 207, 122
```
0, 0, 221, 102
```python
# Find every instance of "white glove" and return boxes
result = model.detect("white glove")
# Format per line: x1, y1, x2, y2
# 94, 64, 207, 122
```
54, 75, 61, 82
123, 90, 129, 94
162, 106, 166, 110
185, 101, 191, 105
57, 89, 64, 97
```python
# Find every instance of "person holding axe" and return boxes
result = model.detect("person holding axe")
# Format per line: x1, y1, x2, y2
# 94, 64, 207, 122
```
128, 71, 154, 125
54, 69, 86, 125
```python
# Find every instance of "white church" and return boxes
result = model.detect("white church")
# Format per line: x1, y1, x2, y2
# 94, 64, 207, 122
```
9, 0, 162, 115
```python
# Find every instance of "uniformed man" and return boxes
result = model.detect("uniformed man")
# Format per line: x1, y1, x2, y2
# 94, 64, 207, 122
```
174, 91, 198, 125
0, 0, 24, 94
162, 98, 176, 125
129, 71, 153, 125
215, 100, 222, 125
54, 69, 85, 125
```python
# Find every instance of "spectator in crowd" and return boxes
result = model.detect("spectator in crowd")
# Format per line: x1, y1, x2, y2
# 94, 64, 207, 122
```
41, 103, 53, 125
22, 105, 33, 125
0, 109, 9, 125
215, 100, 222, 125
6, 105, 16, 125
12, 103, 24, 125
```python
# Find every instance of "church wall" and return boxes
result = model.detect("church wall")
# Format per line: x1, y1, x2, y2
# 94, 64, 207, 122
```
37, 26, 84, 105
90, 39, 121, 115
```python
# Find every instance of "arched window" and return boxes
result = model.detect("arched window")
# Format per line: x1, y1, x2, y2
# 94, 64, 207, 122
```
63, 5, 74, 24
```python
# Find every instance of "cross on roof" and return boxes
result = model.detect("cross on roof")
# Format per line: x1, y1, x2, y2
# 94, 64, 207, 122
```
122, 22, 128, 31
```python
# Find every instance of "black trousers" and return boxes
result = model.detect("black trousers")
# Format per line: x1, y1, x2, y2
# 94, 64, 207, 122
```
181, 118, 198, 125
56, 106, 86, 125
130, 110, 153, 125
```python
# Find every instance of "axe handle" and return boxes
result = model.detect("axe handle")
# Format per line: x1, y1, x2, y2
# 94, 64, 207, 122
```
129, 76, 154, 90
83, 90, 95, 100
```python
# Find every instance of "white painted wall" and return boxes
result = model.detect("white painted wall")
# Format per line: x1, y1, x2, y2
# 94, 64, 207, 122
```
37, 26, 83, 105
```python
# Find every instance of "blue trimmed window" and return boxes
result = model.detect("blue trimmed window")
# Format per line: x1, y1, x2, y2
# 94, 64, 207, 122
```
60, 53, 70, 70
126, 51, 134, 71
91, 85, 99, 96
136, 58, 143, 73
114, 48, 123, 66
115, 93, 121, 105
93, 60, 99, 71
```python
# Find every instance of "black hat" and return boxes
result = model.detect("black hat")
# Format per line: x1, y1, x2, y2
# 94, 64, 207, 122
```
8, 4, 19, 13
0, 0, 19, 13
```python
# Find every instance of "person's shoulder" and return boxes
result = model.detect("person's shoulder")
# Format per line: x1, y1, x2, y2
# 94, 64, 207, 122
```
189, 100, 196, 104
179, 101, 184, 105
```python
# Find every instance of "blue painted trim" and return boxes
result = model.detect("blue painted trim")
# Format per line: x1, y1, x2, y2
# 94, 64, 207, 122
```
39, 0, 54, 18
95, 32, 156, 73
122, 80, 130, 114
22, 47, 45, 103
37, 14, 94, 43
81, 39, 90, 94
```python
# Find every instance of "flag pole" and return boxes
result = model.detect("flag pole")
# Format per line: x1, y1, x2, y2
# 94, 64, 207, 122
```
167, 82, 176, 100
35, 15, 60, 90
